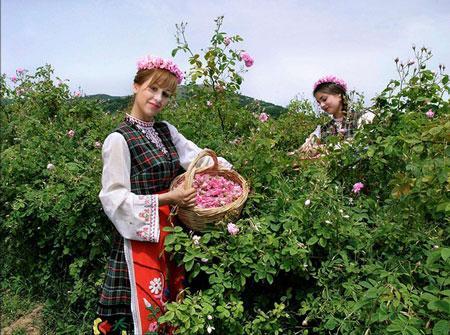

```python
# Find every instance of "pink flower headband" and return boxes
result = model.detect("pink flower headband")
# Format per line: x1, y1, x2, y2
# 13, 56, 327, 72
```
313, 75, 347, 92
136, 55, 184, 84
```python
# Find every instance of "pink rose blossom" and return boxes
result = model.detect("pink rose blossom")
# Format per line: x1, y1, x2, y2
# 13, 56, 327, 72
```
240, 52, 254, 67
224, 37, 232, 46
10, 76, 18, 83
258, 112, 269, 122
67, 129, 75, 138
227, 223, 239, 235
313, 75, 347, 92
73, 91, 81, 97
206, 100, 213, 108
352, 182, 364, 194
16, 68, 26, 74
192, 174, 243, 208
425, 109, 435, 118
136, 54, 184, 84
94, 141, 102, 148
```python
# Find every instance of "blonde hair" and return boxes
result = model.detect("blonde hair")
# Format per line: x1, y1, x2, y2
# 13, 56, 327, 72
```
134, 68, 178, 93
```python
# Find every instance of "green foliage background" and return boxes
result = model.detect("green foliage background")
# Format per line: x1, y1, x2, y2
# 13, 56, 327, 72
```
1, 22, 449, 335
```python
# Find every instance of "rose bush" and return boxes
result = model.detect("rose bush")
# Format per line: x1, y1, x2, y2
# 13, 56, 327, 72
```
1, 28, 448, 335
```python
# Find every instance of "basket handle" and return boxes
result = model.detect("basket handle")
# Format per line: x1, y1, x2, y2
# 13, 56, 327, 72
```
184, 149, 218, 189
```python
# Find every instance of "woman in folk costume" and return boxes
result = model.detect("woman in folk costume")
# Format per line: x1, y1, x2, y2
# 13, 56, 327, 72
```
300, 76, 375, 157
93, 55, 231, 335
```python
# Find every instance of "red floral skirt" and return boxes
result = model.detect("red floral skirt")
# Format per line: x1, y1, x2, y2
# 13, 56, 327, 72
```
94, 204, 184, 334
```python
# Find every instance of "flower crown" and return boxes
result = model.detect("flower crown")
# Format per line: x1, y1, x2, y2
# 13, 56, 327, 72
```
313, 75, 347, 92
136, 55, 184, 84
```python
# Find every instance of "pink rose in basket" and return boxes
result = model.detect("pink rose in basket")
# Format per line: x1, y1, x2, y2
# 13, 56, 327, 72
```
193, 174, 243, 208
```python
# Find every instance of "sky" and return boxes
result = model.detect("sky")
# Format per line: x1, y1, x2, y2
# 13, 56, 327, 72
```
2, 0, 450, 107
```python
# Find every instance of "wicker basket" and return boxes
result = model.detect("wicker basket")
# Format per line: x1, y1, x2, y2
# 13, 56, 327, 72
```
170, 149, 249, 231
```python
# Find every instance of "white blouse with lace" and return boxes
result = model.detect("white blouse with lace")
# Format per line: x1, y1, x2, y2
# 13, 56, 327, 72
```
99, 120, 232, 244
303, 111, 376, 147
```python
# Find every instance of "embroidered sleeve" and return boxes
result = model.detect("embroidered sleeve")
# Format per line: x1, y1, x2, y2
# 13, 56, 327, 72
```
163, 121, 233, 170
99, 132, 160, 243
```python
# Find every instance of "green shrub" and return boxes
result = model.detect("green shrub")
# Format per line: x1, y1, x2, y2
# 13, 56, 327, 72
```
1, 22, 448, 335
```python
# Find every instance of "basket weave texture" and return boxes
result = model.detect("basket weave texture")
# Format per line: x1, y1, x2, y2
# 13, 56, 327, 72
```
170, 149, 249, 231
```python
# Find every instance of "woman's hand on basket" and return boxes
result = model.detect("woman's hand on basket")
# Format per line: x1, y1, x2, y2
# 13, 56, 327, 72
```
159, 187, 197, 207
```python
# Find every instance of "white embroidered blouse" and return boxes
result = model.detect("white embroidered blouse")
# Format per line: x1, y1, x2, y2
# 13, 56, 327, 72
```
99, 121, 232, 244
302, 111, 376, 148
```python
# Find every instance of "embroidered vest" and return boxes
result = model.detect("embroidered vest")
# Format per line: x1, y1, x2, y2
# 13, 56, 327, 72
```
115, 121, 181, 194
320, 110, 363, 142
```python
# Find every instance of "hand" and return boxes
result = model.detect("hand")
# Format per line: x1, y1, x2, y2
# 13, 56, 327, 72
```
299, 142, 316, 155
299, 136, 316, 153
159, 187, 197, 207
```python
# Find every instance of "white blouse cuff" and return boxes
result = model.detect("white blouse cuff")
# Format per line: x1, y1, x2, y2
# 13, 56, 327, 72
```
132, 194, 160, 243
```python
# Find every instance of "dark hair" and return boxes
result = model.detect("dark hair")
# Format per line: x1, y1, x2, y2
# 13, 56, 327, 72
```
313, 82, 349, 112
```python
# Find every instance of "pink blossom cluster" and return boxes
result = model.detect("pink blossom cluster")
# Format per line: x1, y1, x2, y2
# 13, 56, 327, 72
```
426, 109, 435, 118
352, 182, 364, 194
224, 37, 232, 46
227, 223, 239, 235
193, 174, 243, 208
16, 68, 26, 75
313, 75, 347, 92
67, 129, 75, 138
258, 112, 269, 122
136, 55, 184, 84
240, 52, 254, 67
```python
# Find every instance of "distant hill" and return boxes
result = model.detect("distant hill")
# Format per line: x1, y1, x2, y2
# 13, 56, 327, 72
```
85, 86, 286, 117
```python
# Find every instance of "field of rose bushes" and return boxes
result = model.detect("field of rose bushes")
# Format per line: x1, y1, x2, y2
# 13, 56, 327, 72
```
1, 18, 449, 335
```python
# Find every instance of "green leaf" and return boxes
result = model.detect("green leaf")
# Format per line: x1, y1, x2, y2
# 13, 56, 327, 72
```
387, 322, 403, 332
429, 126, 443, 136
183, 253, 195, 263
441, 290, 450, 297
441, 248, 450, 261
185, 259, 194, 271
307, 236, 319, 245
436, 202, 450, 213
324, 318, 337, 330
433, 320, 449, 335
405, 325, 420, 335
427, 300, 450, 314
159, 310, 174, 323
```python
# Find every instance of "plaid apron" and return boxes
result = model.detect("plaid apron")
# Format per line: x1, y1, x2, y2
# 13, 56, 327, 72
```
96, 120, 184, 334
